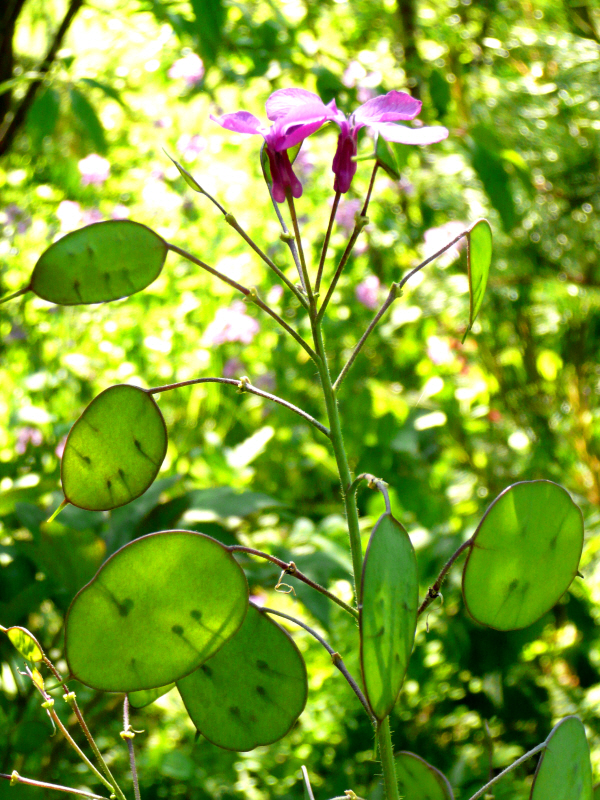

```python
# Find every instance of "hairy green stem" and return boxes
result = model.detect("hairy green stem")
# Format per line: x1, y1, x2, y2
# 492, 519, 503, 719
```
123, 697, 141, 800
376, 719, 400, 800
466, 742, 546, 800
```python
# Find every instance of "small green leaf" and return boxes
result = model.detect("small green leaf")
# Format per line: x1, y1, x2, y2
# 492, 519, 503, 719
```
463, 480, 584, 631
360, 513, 418, 720
396, 752, 454, 800
6, 627, 44, 662
30, 220, 168, 305
164, 150, 205, 193
463, 218, 492, 341
177, 603, 307, 751
128, 684, 175, 709
65, 530, 248, 692
61, 385, 167, 512
376, 135, 400, 180
594, 783, 600, 800
80, 78, 127, 108
531, 716, 592, 800
69, 87, 107, 153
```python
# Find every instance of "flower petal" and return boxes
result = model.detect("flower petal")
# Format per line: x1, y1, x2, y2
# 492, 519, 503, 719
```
210, 111, 263, 135
354, 91, 422, 125
266, 88, 326, 121
269, 113, 332, 151
376, 122, 449, 145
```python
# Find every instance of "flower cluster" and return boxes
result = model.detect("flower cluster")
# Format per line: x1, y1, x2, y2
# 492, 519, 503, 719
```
211, 87, 448, 201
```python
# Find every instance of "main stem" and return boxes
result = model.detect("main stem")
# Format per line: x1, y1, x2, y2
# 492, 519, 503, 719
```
377, 719, 400, 800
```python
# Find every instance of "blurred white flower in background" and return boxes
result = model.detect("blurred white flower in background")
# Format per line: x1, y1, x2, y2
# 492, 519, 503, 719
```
423, 220, 466, 267
204, 301, 260, 345
78, 154, 111, 186
168, 53, 205, 86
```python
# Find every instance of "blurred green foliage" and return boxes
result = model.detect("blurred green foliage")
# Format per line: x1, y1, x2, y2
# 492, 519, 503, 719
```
1, 0, 600, 798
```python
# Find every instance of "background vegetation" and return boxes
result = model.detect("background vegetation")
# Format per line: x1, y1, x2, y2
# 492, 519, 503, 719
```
1, 0, 600, 798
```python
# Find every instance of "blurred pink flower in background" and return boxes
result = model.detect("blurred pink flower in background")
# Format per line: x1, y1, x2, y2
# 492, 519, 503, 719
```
223, 357, 245, 378
112, 204, 129, 219
56, 201, 103, 232
2, 204, 31, 234
168, 54, 205, 86
423, 221, 466, 264
427, 335, 454, 365
267, 285, 284, 304
15, 427, 43, 454
335, 198, 362, 231
55, 436, 67, 459
78, 154, 110, 186
204, 301, 260, 345
355, 275, 380, 309
176, 134, 206, 162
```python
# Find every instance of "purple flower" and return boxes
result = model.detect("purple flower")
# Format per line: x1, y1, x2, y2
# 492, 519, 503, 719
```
328, 91, 449, 193
168, 54, 205, 86
355, 275, 380, 309
335, 198, 362, 232
211, 89, 333, 202
203, 301, 260, 346
223, 357, 244, 378
78, 154, 110, 187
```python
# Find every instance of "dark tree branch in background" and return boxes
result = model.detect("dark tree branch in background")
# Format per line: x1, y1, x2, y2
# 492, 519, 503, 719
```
0, 0, 84, 156
0, 0, 28, 129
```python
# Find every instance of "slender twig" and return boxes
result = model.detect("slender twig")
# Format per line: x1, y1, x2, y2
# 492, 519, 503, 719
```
123, 697, 141, 800
348, 473, 391, 513
0, 773, 109, 800
147, 376, 329, 437
0, 285, 29, 304
229, 545, 359, 619
267, 179, 306, 291
397, 230, 469, 292
417, 539, 473, 618
167, 244, 317, 362
286, 189, 313, 303
466, 742, 546, 800
263, 607, 375, 725
333, 285, 400, 392
224, 213, 309, 309
43, 658, 127, 800
315, 191, 341, 294
317, 164, 379, 322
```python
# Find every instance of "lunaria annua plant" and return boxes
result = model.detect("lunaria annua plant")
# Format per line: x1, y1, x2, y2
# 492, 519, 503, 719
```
0, 87, 592, 800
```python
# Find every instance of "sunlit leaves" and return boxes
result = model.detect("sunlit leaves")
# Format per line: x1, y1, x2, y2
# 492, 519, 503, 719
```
396, 752, 454, 800
463, 481, 583, 631
463, 218, 493, 341
531, 716, 592, 800
360, 513, 418, 720
177, 604, 307, 751
61, 385, 167, 512
5, 626, 43, 662
65, 530, 248, 692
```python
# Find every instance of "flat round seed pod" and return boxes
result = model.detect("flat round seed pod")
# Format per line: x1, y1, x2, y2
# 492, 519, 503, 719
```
128, 684, 175, 709
177, 603, 307, 751
464, 218, 492, 338
396, 752, 454, 800
61, 384, 167, 511
360, 513, 418, 720
65, 530, 248, 692
30, 220, 168, 305
531, 716, 592, 800
462, 480, 583, 631
6, 627, 43, 662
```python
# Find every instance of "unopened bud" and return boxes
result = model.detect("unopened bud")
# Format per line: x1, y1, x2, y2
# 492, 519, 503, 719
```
10, 772, 20, 786
237, 376, 251, 394
41, 698, 55, 709
120, 730, 135, 740
224, 212, 237, 226
63, 691, 77, 705
279, 231, 295, 243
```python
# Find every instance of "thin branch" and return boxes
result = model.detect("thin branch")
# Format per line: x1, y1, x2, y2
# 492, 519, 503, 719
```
466, 742, 546, 800
285, 189, 313, 303
417, 539, 473, 618
397, 230, 469, 293
347, 473, 390, 512
0, 773, 109, 800
263, 607, 375, 725
0, 0, 84, 155
317, 164, 378, 322
333, 284, 400, 392
0, 285, 29, 304
146, 376, 329, 437
266, 168, 306, 292
167, 244, 318, 362
123, 697, 141, 800
315, 191, 341, 294
228, 546, 358, 619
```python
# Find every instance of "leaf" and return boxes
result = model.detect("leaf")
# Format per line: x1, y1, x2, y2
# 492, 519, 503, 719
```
69, 87, 107, 153
6, 627, 43, 662
177, 603, 307, 751
189, 0, 224, 65
531, 716, 592, 800
30, 220, 169, 305
376, 134, 401, 180
61, 384, 167, 512
429, 68, 451, 118
65, 530, 248, 692
462, 480, 584, 631
360, 513, 418, 720
80, 78, 127, 109
164, 151, 205, 193
128, 684, 175, 709
26, 88, 60, 146
396, 752, 454, 800
463, 218, 492, 341
468, 126, 517, 231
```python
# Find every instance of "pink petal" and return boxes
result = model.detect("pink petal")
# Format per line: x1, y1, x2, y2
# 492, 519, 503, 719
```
266, 88, 325, 121
210, 111, 263, 135
376, 122, 449, 145
269, 115, 331, 151
354, 91, 422, 125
